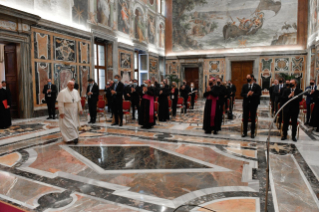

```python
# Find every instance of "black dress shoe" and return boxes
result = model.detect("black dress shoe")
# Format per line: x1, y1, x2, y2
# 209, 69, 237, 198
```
242, 134, 247, 138
281, 136, 287, 141
88, 121, 92, 124
213, 131, 218, 135
119, 123, 123, 127
73, 138, 79, 145
47, 117, 52, 120
251, 134, 255, 138
316, 128, 319, 132
111, 123, 118, 126
205, 131, 211, 134
292, 137, 297, 142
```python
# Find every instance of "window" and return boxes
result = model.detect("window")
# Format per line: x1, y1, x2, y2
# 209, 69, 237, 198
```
94, 42, 107, 90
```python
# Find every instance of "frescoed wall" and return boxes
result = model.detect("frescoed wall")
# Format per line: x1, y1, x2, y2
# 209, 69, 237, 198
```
171, 0, 298, 51
308, 0, 318, 46
31, 28, 92, 108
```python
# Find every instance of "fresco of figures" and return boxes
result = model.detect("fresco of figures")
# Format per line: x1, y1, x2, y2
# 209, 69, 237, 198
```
172, 0, 298, 51
159, 23, 165, 48
309, 0, 318, 37
148, 14, 156, 44
118, 0, 131, 34
135, 8, 146, 42
96, 0, 116, 28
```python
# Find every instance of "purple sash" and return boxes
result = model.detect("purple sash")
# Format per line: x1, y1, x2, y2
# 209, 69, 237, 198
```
207, 95, 218, 127
143, 94, 154, 123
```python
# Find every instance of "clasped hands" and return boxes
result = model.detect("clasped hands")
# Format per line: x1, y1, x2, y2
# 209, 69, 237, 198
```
289, 91, 295, 98
247, 91, 254, 97
111, 90, 116, 95
88, 92, 93, 95
60, 111, 83, 119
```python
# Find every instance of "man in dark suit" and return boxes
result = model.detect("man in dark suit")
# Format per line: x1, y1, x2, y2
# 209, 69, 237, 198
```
87, 79, 99, 124
43, 79, 57, 119
241, 74, 262, 138
180, 80, 191, 113
273, 78, 284, 114
105, 80, 113, 114
269, 79, 277, 116
228, 80, 236, 118
1, 81, 11, 106
189, 82, 197, 109
130, 79, 140, 120
72, 78, 79, 90
305, 79, 317, 125
281, 79, 303, 142
111, 75, 124, 126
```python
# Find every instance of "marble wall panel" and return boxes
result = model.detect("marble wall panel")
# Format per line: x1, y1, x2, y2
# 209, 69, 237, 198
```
78, 42, 90, 64
54, 37, 76, 62
80, 66, 90, 97
54, 64, 77, 92
34, 32, 51, 60
118, 48, 134, 82
35, 62, 51, 105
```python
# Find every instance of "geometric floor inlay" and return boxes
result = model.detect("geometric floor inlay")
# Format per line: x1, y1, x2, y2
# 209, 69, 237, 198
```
69, 146, 211, 170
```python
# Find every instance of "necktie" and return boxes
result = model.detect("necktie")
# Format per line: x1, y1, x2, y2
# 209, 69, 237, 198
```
114, 83, 118, 91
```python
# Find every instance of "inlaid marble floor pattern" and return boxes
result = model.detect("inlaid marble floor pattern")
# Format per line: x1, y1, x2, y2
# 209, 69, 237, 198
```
0, 100, 318, 212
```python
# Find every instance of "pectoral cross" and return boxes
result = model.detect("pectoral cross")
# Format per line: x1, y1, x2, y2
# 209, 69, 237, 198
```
72, 98, 74, 103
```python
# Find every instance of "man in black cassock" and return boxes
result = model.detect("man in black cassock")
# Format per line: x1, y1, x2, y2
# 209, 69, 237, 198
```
203, 78, 223, 134
130, 79, 140, 120
158, 81, 170, 122
111, 75, 124, 126
281, 80, 303, 142
139, 80, 156, 129
87, 79, 99, 124
0, 83, 11, 129
180, 80, 191, 114
241, 74, 261, 138
43, 79, 57, 119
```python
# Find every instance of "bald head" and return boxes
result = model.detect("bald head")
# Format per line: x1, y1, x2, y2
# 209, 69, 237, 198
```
67, 81, 74, 91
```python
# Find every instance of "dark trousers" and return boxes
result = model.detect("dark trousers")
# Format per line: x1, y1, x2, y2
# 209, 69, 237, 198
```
46, 99, 55, 118
271, 99, 275, 114
131, 100, 139, 119
307, 103, 312, 123
274, 100, 280, 114
283, 111, 298, 138
172, 100, 177, 116
107, 97, 112, 112
191, 96, 195, 109
88, 100, 97, 122
243, 103, 258, 135
182, 96, 188, 113
113, 102, 123, 124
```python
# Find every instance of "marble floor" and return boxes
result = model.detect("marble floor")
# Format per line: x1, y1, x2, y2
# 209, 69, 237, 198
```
0, 100, 319, 212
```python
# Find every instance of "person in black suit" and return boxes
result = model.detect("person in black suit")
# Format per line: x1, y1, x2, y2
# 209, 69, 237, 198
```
87, 79, 99, 124
71, 78, 79, 90
124, 81, 131, 101
111, 75, 124, 126
273, 78, 285, 114
170, 82, 179, 117
43, 79, 57, 119
131, 79, 140, 120
241, 74, 262, 138
105, 80, 113, 114
281, 80, 303, 142
269, 79, 278, 116
180, 80, 191, 113
227, 80, 236, 119
189, 82, 197, 109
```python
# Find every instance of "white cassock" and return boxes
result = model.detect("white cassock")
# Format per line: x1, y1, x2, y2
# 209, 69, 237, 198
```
57, 88, 82, 142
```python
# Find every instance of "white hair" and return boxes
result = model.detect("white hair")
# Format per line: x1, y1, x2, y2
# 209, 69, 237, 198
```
67, 80, 75, 85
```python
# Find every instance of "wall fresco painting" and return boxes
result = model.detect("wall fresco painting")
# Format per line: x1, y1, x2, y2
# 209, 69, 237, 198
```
96, 0, 115, 29
135, 8, 146, 42
54, 37, 76, 62
118, 0, 131, 34
72, 0, 88, 26
159, 23, 165, 48
148, 13, 156, 44
172, 0, 298, 51
35, 62, 51, 104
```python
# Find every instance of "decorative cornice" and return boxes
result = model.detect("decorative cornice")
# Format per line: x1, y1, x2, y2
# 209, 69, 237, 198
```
0, 4, 41, 24
37, 19, 92, 39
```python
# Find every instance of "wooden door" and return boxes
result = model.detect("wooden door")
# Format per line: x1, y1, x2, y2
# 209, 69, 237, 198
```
185, 67, 199, 89
231, 61, 254, 99
4, 44, 19, 118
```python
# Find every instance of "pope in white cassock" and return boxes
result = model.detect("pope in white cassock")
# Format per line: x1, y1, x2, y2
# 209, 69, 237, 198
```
57, 81, 83, 144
